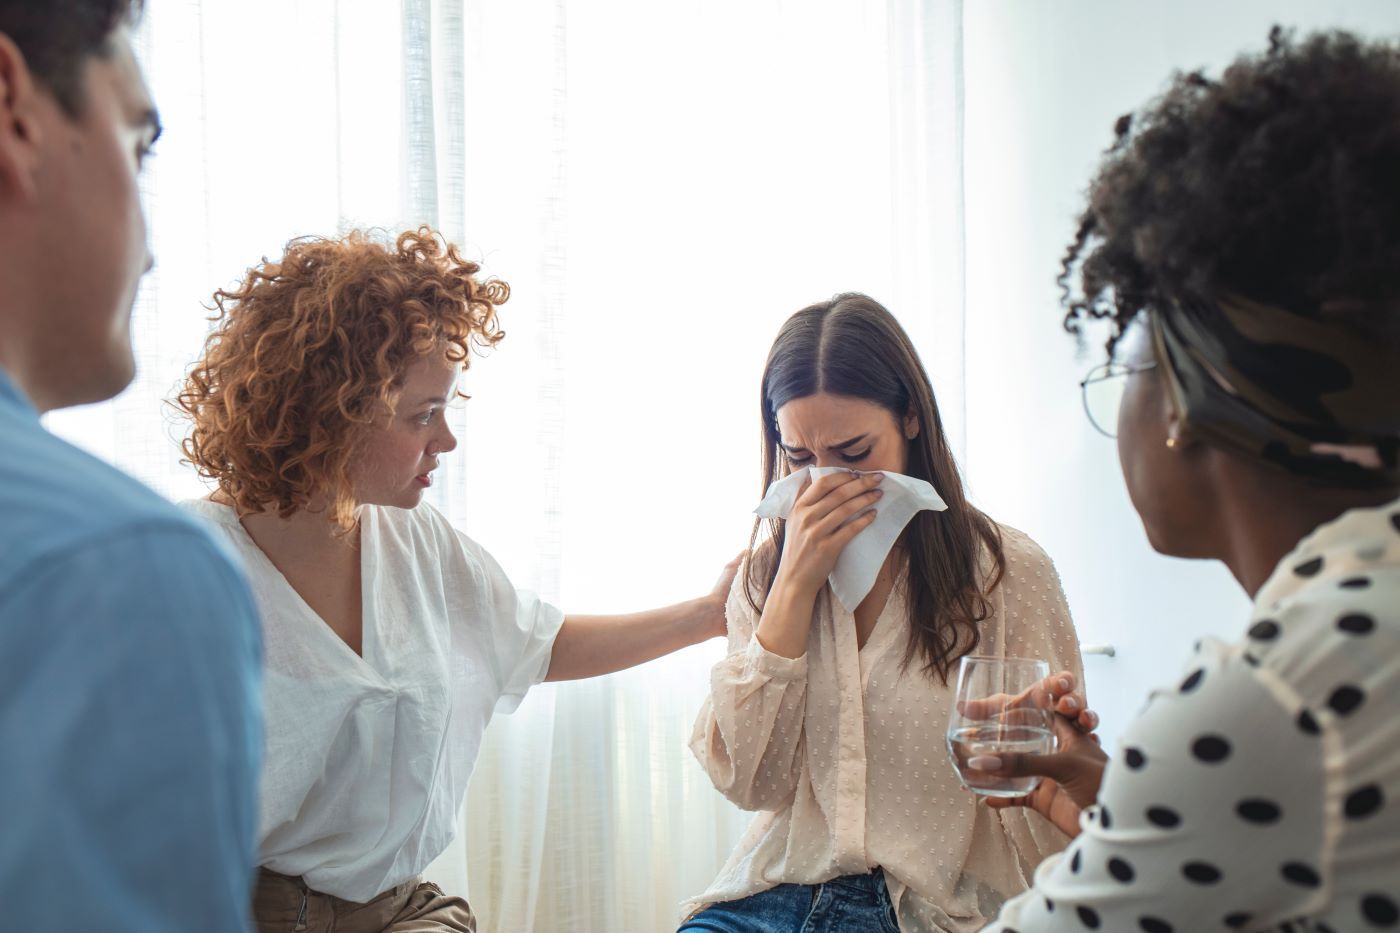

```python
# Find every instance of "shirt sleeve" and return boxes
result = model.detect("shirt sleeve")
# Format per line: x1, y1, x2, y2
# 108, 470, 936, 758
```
0, 525, 263, 933
986, 642, 1326, 932
995, 530, 1086, 876
688, 554, 810, 811
466, 538, 565, 714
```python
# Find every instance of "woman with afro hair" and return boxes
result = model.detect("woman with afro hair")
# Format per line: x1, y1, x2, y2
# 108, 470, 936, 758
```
980, 27, 1400, 932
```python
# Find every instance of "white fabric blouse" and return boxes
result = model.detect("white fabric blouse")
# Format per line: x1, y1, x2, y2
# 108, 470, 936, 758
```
686, 525, 1084, 932
182, 499, 563, 903
989, 496, 1400, 932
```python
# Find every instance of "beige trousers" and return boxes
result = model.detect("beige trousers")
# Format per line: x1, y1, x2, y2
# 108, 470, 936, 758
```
253, 868, 477, 933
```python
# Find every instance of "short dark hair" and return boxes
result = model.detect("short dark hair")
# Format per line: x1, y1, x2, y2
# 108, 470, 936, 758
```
0, 0, 143, 114
1061, 27, 1400, 358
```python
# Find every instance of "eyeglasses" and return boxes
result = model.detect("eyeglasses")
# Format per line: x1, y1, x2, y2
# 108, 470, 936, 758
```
1079, 361, 1157, 438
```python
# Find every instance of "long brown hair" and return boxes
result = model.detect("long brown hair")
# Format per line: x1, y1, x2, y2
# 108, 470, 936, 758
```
746, 293, 1004, 684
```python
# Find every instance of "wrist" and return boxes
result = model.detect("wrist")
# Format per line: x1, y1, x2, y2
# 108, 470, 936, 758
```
771, 562, 824, 601
684, 595, 726, 643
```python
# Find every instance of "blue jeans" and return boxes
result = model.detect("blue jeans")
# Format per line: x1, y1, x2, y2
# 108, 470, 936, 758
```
679, 869, 901, 933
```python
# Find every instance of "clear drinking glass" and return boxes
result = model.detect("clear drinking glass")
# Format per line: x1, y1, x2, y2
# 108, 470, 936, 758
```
945, 655, 1057, 797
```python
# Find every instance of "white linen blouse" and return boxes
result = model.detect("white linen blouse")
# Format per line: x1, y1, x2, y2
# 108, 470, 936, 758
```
686, 525, 1084, 932
182, 499, 563, 902
988, 496, 1400, 932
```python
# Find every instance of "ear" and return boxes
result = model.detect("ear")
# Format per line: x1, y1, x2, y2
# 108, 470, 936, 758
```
903, 409, 920, 440
1164, 408, 1196, 451
0, 33, 43, 202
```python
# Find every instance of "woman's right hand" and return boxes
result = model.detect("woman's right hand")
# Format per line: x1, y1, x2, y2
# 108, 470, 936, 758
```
774, 470, 884, 594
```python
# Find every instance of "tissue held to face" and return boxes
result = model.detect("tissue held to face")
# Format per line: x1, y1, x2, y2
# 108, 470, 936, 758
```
775, 392, 917, 475
350, 354, 460, 509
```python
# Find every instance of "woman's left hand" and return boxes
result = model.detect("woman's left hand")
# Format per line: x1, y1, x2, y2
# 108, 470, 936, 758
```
976, 708, 1109, 837
959, 670, 1101, 735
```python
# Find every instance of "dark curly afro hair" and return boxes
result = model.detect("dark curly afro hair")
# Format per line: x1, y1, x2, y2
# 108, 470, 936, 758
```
1060, 26, 1400, 359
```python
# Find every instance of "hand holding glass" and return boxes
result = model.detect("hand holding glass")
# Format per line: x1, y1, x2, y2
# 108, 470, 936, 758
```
945, 656, 1058, 797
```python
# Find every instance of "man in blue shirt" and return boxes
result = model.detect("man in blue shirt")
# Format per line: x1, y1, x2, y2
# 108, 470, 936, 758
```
0, 3, 262, 929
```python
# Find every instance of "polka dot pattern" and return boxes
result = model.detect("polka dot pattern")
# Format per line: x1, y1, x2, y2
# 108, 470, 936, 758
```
1338, 612, 1376, 634
1281, 862, 1321, 887
1328, 686, 1365, 716
1146, 806, 1181, 829
1293, 556, 1324, 576
1345, 785, 1383, 820
972, 499, 1400, 933
1249, 619, 1281, 640
1182, 862, 1223, 884
1236, 799, 1282, 824
1363, 894, 1399, 926
1191, 735, 1231, 763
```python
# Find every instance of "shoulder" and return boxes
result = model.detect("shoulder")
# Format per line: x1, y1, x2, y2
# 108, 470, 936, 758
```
374, 500, 472, 551
369, 501, 500, 590
729, 538, 778, 618
0, 521, 260, 683
990, 521, 1063, 589
1241, 500, 1400, 728
0, 421, 245, 606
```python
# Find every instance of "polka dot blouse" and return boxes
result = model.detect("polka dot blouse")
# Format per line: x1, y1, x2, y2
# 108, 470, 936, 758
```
989, 497, 1400, 932
685, 526, 1085, 932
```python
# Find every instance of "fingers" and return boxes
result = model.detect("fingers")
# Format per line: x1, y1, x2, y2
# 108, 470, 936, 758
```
828, 505, 879, 547
814, 487, 884, 539
956, 692, 1020, 720
795, 470, 883, 516
1048, 671, 1077, 694
984, 795, 1032, 811
1043, 671, 1100, 734
968, 749, 1080, 785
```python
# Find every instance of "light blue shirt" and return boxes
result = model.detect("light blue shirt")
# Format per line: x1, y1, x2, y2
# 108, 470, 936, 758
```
0, 369, 262, 931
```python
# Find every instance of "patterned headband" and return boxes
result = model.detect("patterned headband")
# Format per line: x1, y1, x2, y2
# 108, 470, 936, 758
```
1152, 293, 1400, 488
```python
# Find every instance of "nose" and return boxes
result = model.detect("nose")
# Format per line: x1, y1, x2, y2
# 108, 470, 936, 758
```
435, 423, 459, 456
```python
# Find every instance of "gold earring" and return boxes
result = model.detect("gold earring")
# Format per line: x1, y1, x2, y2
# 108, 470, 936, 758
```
1166, 437, 1178, 449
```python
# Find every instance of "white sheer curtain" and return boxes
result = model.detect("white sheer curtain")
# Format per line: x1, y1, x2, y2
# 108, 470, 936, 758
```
46, 1, 964, 929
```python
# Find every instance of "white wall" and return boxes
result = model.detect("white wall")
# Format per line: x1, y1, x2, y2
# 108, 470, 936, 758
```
961, 0, 1400, 751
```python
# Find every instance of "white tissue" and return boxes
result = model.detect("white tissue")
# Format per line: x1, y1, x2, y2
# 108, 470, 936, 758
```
754, 466, 948, 611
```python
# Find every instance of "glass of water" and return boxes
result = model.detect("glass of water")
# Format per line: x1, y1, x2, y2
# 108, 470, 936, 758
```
945, 655, 1057, 797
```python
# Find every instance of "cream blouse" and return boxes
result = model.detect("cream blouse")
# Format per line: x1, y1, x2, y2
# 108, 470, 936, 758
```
686, 525, 1083, 932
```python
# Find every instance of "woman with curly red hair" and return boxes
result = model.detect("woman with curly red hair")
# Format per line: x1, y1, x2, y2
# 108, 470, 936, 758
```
175, 227, 735, 932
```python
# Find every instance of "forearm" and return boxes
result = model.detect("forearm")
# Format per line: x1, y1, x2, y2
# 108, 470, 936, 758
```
545, 597, 721, 681
691, 643, 809, 809
753, 568, 820, 658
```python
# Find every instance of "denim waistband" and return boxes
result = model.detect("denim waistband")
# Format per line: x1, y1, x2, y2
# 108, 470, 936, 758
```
820, 867, 888, 899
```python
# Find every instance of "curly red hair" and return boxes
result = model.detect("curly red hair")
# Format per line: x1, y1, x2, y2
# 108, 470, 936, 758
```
176, 226, 507, 527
